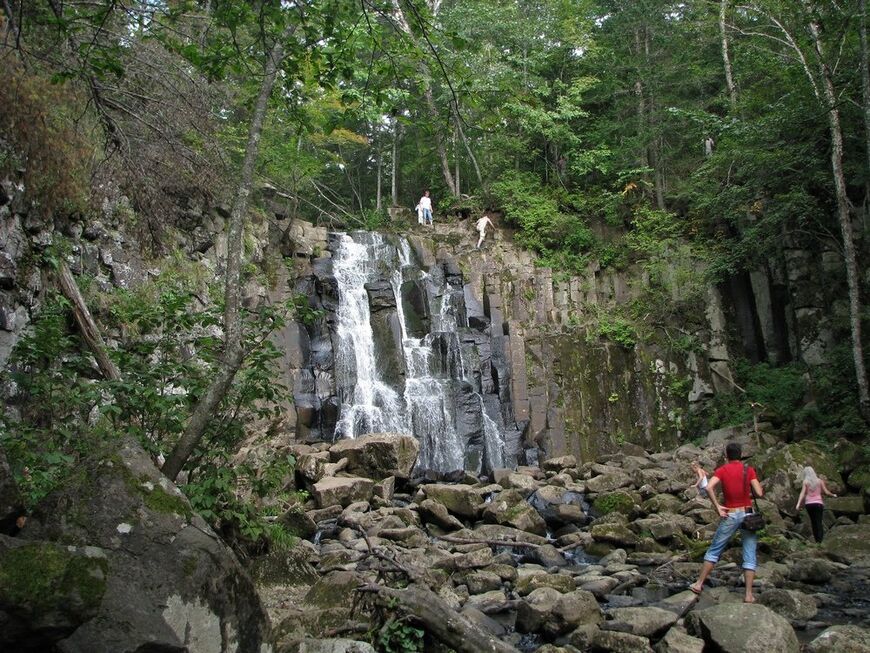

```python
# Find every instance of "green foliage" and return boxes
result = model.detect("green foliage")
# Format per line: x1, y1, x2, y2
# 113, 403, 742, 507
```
590, 313, 636, 349
0, 266, 301, 552
592, 491, 635, 516
376, 617, 425, 653
491, 171, 595, 273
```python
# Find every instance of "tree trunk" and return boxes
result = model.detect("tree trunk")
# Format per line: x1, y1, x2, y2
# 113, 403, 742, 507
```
391, 0, 457, 196
806, 12, 870, 422
55, 261, 122, 382
391, 117, 400, 206
452, 100, 484, 189
162, 36, 286, 481
376, 134, 383, 212
860, 0, 870, 202
720, 0, 738, 111
358, 584, 519, 653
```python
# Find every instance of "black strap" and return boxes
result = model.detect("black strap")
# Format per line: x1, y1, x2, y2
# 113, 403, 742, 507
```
743, 464, 761, 512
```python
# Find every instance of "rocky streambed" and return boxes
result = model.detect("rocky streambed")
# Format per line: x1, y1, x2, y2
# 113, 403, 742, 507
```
258, 427, 870, 653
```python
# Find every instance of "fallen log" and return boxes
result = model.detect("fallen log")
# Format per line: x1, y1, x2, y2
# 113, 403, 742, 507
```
434, 535, 541, 549
357, 583, 519, 653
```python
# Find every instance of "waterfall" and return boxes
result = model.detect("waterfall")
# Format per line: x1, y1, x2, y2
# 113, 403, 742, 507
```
332, 234, 407, 438
329, 232, 507, 475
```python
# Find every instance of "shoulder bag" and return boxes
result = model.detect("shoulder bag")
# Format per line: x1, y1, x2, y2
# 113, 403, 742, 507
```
741, 464, 765, 532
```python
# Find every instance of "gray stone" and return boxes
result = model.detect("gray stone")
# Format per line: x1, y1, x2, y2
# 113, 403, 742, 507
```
821, 524, 870, 564
312, 476, 374, 508
586, 471, 633, 493
515, 572, 575, 596
481, 489, 547, 535
17, 439, 271, 653
654, 627, 705, 653
423, 484, 483, 519
418, 498, 464, 531
788, 557, 836, 584
685, 603, 799, 653
296, 639, 375, 653
590, 629, 654, 653
805, 624, 870, 653
758, 588, 817, 621
605, 606, 678, 638
591, 523, 639, 547
329, 433, 419, 480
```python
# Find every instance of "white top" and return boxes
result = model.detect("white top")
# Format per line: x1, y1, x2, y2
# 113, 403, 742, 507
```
418, 196, 432, 210
475, 216, 492, 231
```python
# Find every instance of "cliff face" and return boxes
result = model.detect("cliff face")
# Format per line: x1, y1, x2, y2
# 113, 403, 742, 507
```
0, 174, 850, 465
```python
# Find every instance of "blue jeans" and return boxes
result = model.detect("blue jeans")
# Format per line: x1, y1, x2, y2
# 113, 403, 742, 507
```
704, 510, 758, 571
421, 208, 432, 224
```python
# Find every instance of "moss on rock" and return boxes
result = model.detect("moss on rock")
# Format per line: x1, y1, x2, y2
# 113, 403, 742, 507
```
593, 491, 635, 516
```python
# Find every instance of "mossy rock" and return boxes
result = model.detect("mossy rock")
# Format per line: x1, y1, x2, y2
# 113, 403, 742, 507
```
755, 441, 843, 490
592, 491, 636, 516
0, 535, 107, 647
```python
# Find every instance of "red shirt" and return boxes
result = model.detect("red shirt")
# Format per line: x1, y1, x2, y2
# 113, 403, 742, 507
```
712, 461, 757, 508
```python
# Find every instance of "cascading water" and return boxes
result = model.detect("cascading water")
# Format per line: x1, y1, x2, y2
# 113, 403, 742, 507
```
332, 233, 407, 438
329, 232, 507, 474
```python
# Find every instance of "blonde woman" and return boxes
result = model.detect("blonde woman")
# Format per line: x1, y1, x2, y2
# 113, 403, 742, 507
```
795, 466, 836, 543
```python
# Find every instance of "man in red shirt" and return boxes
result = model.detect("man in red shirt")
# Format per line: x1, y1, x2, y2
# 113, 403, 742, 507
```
689, 442, 764, 603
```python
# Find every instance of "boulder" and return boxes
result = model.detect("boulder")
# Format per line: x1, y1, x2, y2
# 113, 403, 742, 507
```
685, 603, 799, 653
515, 572, 575, 596
328, 433, 419, 480
604, 606, 678, 638
590, 629, 654, 653
17, 439, 271, 653
528, 486, 586, 526
279, 509, 319, 540
312, 476, 374, 508
498, 472, 539, 494
422, 484, 483, 519
418, 498, 464, 531
481, 489, 547, 535
592, 491, 637, 516
805, 624, 870, 653
788, 557, 836, 584
0, 535, 108, 650
591, 523, 639, 547
758, 588, 817, 621
517, 587, 601, 637
654, 627, 705, 653
586, 471, 632, 493
542, 455, 577, 472
825, 496, 865, 516
642, 493, 684, 515
821, 524, 870, 564
295, 639, 376, 653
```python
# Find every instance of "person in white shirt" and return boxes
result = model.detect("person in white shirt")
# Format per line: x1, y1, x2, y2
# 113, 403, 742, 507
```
475, 214, 494, 248
417, 190, 433, 225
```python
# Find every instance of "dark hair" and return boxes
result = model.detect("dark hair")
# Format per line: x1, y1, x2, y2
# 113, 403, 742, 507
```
725, 442, 742, 461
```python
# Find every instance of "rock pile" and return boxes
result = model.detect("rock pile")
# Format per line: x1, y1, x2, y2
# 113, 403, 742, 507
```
264, 430, 870, 653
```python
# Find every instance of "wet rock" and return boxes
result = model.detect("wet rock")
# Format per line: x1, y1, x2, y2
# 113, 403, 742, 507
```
758, 588, 817, 621
481, 489, 547, 535
805, 624, 870, 653
528, 485, 586, 527
604, 606, 678, 638
685, 603, 799, 653
422, 484, 483, 519
653, 627, 704, 653
329, 433, 419, 480
312, 476, 374, 508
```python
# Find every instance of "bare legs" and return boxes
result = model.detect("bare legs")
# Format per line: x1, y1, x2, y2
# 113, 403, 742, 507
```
476, 231, 486, 248
690, 561, 715, 595
743, 569, 756, 603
